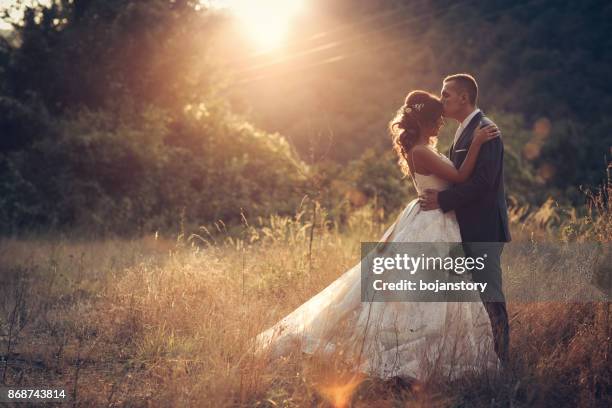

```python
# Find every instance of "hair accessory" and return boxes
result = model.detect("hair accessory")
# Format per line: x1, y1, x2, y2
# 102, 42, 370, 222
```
404, 103, 425, 114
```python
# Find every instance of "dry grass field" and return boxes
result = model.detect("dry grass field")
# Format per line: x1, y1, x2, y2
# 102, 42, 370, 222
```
0, 194, 610, 407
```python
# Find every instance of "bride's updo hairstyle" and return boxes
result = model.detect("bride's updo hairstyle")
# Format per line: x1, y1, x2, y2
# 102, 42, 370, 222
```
389, 90, 443, 176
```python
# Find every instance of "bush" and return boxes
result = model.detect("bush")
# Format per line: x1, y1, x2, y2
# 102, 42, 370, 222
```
0, 105, 308, 236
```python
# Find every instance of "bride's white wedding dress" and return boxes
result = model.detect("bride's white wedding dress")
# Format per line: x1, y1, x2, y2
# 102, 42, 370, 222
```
255, 151, 498, 380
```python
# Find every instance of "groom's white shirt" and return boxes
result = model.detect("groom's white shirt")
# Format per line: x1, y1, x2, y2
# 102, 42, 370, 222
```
452, 108, 481, 147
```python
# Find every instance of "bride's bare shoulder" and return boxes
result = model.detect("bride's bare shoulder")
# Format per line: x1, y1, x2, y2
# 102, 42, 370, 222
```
411, 145, 440, 162
412, 144, 434, 154
411, 145, 441, 174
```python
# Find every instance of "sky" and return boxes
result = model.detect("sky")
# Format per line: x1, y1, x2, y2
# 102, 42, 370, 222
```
0, 0, 51, 30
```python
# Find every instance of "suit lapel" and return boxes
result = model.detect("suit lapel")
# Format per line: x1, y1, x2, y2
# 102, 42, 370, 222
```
455, 111, 483, 149
452, 112, 483, 165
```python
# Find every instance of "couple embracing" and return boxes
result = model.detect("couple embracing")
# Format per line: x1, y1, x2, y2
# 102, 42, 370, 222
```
256, 74, 511, 381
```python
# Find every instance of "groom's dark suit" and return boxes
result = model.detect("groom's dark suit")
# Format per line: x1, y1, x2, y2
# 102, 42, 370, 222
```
438, 111, 511, 363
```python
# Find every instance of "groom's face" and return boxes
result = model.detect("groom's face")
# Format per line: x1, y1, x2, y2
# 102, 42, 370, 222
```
441, 80, 463, 120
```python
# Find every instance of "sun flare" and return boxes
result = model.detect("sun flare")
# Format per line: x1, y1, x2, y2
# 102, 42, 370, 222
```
226, 0, 305, 52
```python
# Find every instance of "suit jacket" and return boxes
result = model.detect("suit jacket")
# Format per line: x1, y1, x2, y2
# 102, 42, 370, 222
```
438, 111, 511, 243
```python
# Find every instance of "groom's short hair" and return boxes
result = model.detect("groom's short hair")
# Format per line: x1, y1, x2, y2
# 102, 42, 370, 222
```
444, 73, 478, 106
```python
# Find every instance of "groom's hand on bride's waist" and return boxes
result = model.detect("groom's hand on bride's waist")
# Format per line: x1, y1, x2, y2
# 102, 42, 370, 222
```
419, 189, 440, 211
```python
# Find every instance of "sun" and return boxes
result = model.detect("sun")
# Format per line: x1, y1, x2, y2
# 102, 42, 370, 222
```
225, 0, 305, 52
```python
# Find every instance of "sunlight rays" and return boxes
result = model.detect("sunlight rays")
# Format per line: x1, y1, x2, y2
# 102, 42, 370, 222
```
224, 0, 305, 52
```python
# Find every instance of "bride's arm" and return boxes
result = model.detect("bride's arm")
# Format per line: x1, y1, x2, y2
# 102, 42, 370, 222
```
412, 124, 499, 183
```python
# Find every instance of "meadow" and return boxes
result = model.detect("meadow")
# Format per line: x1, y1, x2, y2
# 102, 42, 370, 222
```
0, 191, 609, 407
1, 1, 610, 406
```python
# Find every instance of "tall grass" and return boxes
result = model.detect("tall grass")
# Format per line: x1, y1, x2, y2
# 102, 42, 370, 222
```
0, 191, 609, 407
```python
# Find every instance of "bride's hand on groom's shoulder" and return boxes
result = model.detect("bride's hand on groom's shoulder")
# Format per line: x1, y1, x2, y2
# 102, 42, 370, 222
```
474, 124, 501, 146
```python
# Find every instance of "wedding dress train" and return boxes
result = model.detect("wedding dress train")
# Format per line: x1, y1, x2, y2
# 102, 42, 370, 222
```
255, 153, 498, 380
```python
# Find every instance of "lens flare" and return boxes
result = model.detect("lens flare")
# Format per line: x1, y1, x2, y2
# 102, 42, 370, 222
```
317, 373, 365, 408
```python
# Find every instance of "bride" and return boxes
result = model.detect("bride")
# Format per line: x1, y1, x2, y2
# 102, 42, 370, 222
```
255, 91, 501, 380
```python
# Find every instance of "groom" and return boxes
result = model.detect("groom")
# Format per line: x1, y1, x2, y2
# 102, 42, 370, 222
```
420, 73, 511, 365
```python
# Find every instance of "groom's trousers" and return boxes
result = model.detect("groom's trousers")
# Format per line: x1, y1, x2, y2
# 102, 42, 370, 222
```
463, 242, 510, 364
